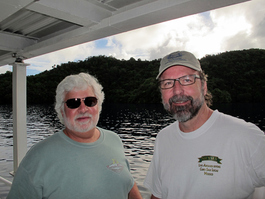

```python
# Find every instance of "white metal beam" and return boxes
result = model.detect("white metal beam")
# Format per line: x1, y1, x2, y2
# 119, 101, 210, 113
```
12, 62, 29, 172
0, 32, 37, 52
27, 0, 112, 26
107, 0, 250, 32
0, 176, 12, 186
0, 0, 34, 21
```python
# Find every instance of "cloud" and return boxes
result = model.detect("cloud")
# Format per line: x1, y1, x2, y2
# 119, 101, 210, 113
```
109, 14, 211, 60
210, 0, 265, 52
106, 0, 265, 60
0, 65, 12, 74
27, 41, 96, 72
245, 0, 265, 49
109, 0, 265, 59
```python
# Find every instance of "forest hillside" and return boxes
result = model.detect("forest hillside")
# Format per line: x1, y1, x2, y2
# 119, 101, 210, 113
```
0, 48, 264, 105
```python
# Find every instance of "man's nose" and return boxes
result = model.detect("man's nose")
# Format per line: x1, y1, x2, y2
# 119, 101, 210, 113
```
78, 100, 88, 112
172, 80, 184, 95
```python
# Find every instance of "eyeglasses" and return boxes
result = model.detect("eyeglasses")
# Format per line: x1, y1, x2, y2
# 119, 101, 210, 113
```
64, 97, 98, 109
159, 74, 201, 89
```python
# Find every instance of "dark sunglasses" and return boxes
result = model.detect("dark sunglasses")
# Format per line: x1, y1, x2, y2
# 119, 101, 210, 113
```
64, 97, 98, 109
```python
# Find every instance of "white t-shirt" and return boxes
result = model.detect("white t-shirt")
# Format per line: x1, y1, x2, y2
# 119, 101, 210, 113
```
144, 110, 265, 199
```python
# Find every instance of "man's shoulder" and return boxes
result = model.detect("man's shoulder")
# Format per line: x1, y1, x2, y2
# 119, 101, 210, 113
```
214, 111, 264, 139
98, 127, 121, 140
26, 131, 63, 154
17, 131, 63, 170
217, 111, 259, 129
157, 121, 178, 136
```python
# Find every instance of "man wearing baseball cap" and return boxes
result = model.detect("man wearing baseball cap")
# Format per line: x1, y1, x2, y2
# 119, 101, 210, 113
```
144, 51, 265, 199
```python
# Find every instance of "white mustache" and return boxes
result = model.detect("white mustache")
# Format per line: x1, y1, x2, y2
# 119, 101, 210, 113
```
75, 113, 93, 120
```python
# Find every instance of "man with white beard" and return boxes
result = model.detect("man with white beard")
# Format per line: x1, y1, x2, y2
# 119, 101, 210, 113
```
8, 73, 142, 199
144, 51, 265, 199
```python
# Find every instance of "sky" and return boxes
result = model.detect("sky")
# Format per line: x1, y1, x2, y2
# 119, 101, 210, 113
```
0, 0, 264, 76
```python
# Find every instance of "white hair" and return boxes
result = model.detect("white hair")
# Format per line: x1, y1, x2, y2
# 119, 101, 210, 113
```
55, 73, 105, 124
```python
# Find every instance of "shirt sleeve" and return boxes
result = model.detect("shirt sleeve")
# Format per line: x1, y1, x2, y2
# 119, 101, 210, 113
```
251, 130, 265, 187
7, 166, 42, 199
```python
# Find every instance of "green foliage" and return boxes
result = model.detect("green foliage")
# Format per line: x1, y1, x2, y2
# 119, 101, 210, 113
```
0, 71, 12, 104
0, 49, 264, 105
211, 88, 232, 103
201, 48, 265, 104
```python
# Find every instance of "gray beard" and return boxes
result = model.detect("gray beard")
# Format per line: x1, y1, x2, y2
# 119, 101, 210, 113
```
163, 93, 204, 122
63, 113, 98, 133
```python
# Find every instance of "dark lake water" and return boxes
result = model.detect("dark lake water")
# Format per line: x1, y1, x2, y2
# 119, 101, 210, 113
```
0, 103, 264, 198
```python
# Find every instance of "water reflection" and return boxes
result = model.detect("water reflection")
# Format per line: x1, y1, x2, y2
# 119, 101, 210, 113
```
0, 103, 264, 198
0, 103, 173, 198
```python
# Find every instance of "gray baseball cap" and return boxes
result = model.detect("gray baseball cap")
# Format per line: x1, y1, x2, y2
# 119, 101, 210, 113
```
156, 51, 202, 79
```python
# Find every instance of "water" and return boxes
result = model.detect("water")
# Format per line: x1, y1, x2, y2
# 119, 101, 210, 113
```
0, 103, 264, 198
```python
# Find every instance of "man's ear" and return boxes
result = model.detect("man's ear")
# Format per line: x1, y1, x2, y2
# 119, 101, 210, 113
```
61, 108, 64, 118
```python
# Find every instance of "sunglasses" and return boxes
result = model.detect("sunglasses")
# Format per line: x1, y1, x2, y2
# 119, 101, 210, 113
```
64, 97, 98, 109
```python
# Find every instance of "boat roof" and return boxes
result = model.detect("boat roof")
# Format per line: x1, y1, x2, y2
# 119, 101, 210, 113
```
0, 0, 249, 66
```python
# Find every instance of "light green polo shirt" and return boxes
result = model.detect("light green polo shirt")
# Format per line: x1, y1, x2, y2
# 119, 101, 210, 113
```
7, 128, 134, 199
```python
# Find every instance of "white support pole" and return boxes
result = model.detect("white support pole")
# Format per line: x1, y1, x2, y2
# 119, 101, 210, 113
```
0, 176, 12, 186
11, 61, 29, 173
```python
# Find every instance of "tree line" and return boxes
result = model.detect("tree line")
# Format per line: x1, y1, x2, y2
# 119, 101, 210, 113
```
0, 48, 264, 105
